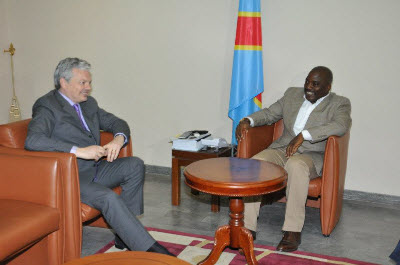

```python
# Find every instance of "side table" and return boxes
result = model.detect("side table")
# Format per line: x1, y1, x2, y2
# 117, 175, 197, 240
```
184, 158, 287, 265
171, 146, 233, 212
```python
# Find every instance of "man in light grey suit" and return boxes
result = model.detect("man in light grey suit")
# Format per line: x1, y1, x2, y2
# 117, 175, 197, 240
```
236, 66, 351, 252
25, 57, 173, 256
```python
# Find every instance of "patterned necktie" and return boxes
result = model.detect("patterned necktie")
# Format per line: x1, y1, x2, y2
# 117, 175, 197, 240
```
73, 104, 88, 130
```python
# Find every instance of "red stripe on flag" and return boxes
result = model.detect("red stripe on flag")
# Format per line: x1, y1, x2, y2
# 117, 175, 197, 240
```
235, 17, 262, 46
255, 93, 262, 102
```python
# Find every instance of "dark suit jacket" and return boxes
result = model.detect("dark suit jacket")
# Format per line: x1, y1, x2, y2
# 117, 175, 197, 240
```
25, 89, 130, 184
248, 87, 352, 174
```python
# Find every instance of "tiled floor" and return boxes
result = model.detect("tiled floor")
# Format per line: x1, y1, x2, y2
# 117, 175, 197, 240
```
82, 173, 400, 265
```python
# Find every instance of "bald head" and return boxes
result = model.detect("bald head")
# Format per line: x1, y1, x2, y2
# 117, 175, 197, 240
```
310, 66, 333, 85
304, 66, 333, 103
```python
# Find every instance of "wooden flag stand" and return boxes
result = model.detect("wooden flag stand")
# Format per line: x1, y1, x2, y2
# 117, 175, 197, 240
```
4, 43, 21, 122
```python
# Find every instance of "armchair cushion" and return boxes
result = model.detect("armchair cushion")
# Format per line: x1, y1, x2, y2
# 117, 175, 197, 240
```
0, 200, 59, 261
308, 177, 322, 197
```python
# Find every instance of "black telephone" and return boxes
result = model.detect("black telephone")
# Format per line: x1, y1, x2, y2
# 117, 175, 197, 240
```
178, 130, 209, 139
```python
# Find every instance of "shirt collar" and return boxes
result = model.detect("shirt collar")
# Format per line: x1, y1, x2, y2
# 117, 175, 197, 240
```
58, 90, 75, 106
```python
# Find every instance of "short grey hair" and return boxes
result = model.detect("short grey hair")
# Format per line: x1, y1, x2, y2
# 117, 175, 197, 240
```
54, 57, 91, 89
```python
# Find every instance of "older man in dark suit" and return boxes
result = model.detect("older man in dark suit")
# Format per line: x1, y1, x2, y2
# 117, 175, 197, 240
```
236, 66, 352, 252
25, 57, 173, 256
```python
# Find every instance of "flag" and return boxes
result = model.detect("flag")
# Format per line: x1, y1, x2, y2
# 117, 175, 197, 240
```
228, 0, 264, 145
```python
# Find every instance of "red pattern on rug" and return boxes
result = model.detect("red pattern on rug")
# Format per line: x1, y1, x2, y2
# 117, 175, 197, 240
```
96, 227, 379, 265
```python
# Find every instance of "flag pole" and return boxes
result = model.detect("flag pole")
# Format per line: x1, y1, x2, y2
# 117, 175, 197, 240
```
228, 0, 264, 145
4, 43, 21, 122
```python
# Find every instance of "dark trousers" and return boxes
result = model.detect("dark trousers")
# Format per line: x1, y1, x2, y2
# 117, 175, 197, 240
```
80, 156, 155, 251
390, 240, 400, 264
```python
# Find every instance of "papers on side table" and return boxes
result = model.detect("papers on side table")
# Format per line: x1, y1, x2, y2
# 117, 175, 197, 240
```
172, 133, 211, 151
200, 137, 228, 148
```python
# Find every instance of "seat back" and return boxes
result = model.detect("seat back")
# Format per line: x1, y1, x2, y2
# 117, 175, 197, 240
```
0, 119, 133, 158
273, 119, 284, 141
0, 119, 30, 148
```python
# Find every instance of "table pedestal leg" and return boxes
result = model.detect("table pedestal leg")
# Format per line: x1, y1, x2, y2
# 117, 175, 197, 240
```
198, 197, 257, 265
211, 195, 220, 212
198, 225, 230, 265
172, 158, 180, 205
238, 228, 257, 265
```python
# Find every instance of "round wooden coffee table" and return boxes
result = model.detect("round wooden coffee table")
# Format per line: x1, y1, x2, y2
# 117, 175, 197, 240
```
63, 251, 191, 265
184, 157, 287, 265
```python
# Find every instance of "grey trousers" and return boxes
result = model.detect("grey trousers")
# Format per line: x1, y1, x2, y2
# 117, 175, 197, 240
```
244, 148, 318, 232
80, 156, 155, 251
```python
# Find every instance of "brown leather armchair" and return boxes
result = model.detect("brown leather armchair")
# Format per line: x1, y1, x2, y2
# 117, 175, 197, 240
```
0, 119, 132, 263
237, 120, 350, 236
0, 153, 61, 265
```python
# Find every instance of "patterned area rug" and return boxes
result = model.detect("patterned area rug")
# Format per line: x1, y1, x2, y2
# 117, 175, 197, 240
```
96, 227, 379, 265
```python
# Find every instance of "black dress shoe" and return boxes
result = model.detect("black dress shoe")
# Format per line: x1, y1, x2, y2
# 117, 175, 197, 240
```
147, 242, 175, 256
249, 230, 257, 240
115, 235, 130, 250
276, 231, 301, 252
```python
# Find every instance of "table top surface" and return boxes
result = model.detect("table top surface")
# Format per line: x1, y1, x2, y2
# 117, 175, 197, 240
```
64, 251, 191, 265
184, 157, 287, 197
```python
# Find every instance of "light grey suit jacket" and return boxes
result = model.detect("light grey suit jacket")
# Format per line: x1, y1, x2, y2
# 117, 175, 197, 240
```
248, 87, 352, 174
25, 89, 130, 184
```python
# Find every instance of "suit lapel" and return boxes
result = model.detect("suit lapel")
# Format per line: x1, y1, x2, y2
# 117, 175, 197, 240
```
80, 105, 95, 133
80, 100, 100, 144
286, 91, 305, 135
305, 93, 333, 129
54, 91, 85, 130
54, 91, 98, 141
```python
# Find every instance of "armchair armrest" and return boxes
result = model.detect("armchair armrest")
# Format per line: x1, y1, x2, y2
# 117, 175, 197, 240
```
237, 124, 275, 158
0, 153, 62, 208
100, 131, 133, 157
320, 131, 350, 234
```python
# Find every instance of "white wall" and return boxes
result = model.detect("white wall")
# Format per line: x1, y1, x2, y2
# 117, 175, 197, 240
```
0, 0, 11, 124
261, 0, 400, 197
1, 0, 399, 196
